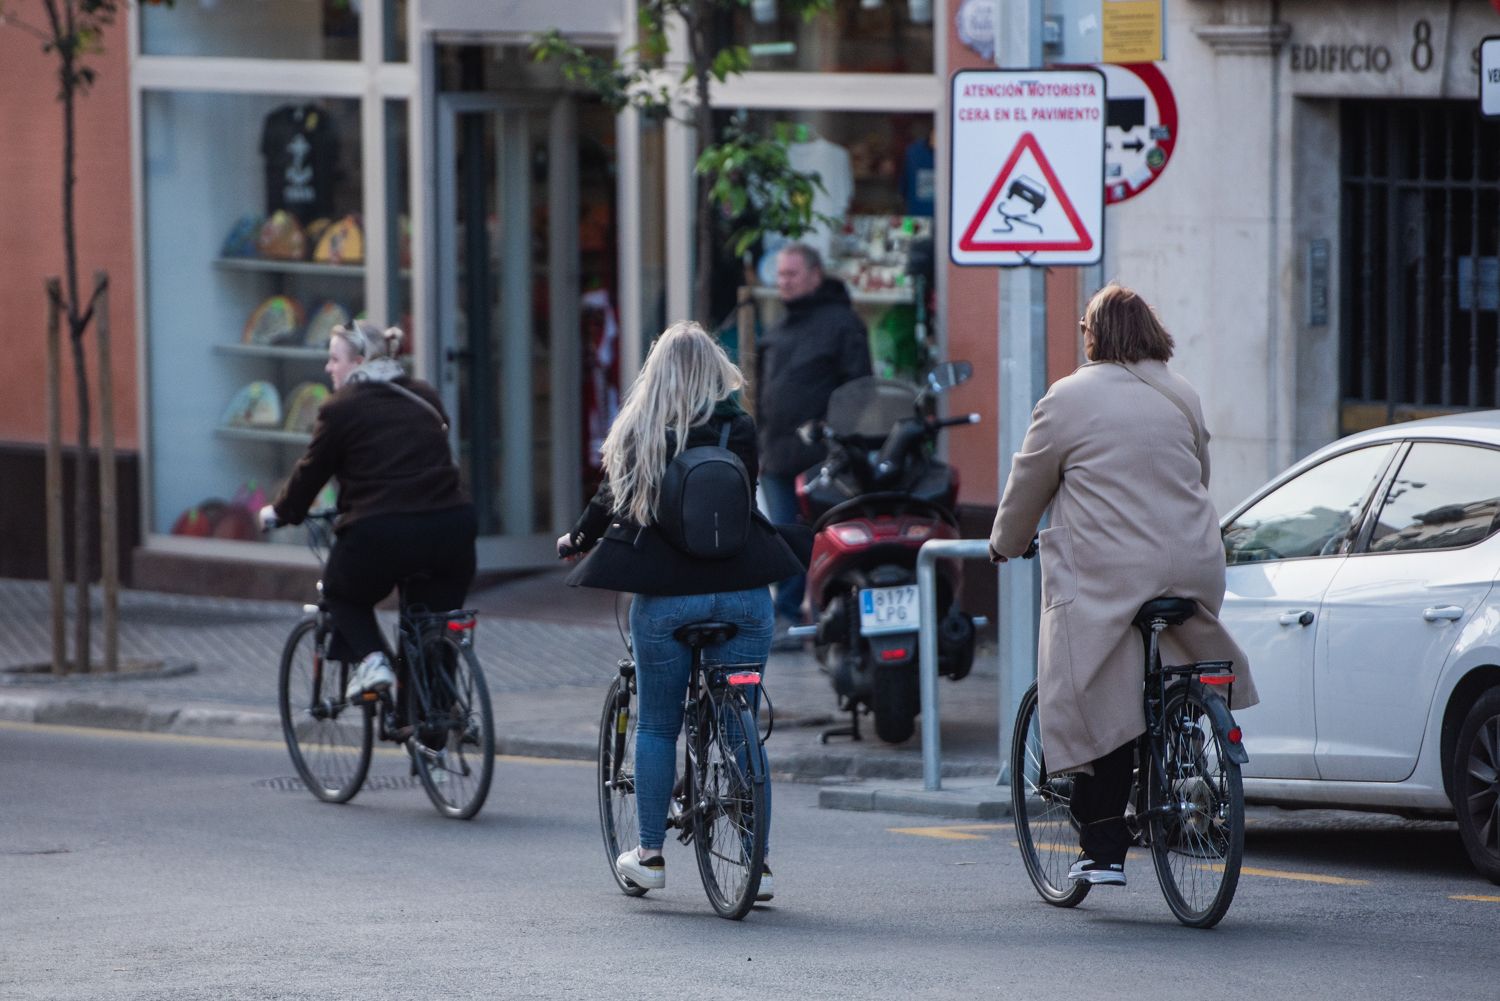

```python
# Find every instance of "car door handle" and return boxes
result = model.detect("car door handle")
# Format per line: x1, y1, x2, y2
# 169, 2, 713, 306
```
1423, 605, 1464, 622
1277, 610, 1315, 627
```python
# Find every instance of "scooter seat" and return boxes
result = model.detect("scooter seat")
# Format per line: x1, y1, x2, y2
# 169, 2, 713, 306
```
674, 621, 739, 649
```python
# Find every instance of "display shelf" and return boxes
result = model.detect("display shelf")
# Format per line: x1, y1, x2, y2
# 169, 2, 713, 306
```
750, 284, 913, 306
215, 426, 313, 446
214, 343, 329, 361
213, 256, 412, 280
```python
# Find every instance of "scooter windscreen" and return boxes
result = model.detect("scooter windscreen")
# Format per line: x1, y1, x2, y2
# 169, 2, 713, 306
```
824, 377, 919, 440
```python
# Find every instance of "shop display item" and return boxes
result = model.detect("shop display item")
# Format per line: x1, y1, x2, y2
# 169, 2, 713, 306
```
830, 215, 932, 294
261, 103, 339, 225
283, 382, 330, 434
312, 214, 363, 265
221, 381, 283, 428
212, 504, 258, 541
303, 300, 350, 348
304, 217, 332, 252
171, 500, 228, 538
220, 215, 263, 258
256, 210, 307, 261
231, 480, 268, 515
241, 295, 305, 345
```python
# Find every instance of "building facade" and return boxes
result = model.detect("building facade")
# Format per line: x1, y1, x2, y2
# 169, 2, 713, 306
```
0, 0, 1495, 595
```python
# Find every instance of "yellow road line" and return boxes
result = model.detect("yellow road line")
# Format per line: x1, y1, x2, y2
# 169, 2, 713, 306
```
888, 823, 1005, 840
1451, 894, 1500, 903
1222, 864, 1369, 886
0, 719, 589, 766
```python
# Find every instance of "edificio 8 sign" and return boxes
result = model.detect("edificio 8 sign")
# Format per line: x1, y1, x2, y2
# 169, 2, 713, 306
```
949, 69, 1105, 267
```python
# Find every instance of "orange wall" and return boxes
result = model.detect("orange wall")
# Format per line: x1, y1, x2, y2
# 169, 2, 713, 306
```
0, 6, 138, 450
941, 15, 1081, 508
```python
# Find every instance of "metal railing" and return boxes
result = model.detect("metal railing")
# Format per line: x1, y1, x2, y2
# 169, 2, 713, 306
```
917, 538, 993, 791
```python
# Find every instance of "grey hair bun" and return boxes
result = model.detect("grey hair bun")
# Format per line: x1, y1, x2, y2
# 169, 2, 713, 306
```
337, 319, 404, 360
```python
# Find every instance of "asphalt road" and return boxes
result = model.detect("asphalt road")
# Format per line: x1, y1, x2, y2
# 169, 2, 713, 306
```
3, 722, 1497, 1001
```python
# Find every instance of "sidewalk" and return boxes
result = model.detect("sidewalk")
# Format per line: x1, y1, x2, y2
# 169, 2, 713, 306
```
0, 572, 1007, 803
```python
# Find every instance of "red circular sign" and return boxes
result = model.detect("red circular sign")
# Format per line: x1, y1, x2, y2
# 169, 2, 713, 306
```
1097, 62, 1178, 205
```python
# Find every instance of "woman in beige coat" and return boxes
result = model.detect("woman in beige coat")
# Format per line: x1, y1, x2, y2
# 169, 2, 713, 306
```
988, 283, 1257, 886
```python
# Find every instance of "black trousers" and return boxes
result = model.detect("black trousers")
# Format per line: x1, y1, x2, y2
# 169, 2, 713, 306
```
321, 505, 477, 662
1070, 737, 1137, 865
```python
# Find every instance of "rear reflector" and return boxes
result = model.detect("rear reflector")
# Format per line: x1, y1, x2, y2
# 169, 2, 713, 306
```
447, 619, 477, 631
726, 672, 761, 686
879, 648, 909, 661
1227, 727, 1243, 744
1200, 674, 1235, 685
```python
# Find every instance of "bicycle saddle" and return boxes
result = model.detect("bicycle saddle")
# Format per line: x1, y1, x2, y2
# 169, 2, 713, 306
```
674, 621, 739, 648
1133, 597, 1197, 627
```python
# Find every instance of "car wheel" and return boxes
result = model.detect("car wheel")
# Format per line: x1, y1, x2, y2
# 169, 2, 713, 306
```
1453, 688, 1500, 884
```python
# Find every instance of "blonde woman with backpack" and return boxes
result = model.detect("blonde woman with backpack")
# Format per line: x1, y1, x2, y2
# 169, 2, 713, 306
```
558, 321, 803, 898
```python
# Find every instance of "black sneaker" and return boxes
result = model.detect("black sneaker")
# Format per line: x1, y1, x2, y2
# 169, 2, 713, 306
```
1068, 856, 1126, 885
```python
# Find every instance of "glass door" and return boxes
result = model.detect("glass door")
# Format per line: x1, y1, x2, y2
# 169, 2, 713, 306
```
436, 94, 582, 568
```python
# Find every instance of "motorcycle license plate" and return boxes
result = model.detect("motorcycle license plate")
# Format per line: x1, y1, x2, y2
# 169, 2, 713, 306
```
859, 585, 920, 636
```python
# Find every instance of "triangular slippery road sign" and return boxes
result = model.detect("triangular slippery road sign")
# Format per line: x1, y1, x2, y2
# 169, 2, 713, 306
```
957, 132, 1094, 255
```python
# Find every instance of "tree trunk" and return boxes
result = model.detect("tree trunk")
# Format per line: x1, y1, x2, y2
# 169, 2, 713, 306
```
45, 280, 67, 676
54, 0, 93, 672
96, 272, 117, 674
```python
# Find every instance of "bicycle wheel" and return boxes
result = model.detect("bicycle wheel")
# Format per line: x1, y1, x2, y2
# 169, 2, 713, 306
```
692, 691, 768, 920
410, 635, 495, 820
278, 617, 372, 804
1010, 682, 1090, 906
598, 674, 647, 896
1148, 684, 1244, 928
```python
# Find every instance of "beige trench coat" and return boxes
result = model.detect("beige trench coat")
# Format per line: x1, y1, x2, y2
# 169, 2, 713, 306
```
989, 360, 1258, 775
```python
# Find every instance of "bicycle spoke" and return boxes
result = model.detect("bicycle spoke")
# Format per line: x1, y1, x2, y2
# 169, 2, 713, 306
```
1010, 682, 1090, 907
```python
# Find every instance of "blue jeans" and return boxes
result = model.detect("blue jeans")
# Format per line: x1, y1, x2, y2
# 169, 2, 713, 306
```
759, 473, 806, 623
629, 588, 775, 853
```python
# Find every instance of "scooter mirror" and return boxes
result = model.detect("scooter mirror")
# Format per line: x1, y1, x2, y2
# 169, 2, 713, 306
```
797, 419, 824, 446
926, 361, 973, 394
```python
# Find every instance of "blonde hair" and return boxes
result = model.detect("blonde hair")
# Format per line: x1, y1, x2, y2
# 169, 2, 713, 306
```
600, 321, 745, 527
334, 319, 404, 361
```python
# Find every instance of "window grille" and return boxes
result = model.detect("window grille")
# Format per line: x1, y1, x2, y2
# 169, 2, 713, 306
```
1340, 101, 1500, 433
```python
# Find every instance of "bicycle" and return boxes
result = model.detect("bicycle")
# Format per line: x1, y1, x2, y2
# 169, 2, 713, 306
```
274, 510, 495, 819
1010, 594, 1249, 928
597, 618, 771, 920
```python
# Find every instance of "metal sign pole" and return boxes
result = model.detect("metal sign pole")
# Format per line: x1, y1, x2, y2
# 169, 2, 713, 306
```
995, 0, 1046, 783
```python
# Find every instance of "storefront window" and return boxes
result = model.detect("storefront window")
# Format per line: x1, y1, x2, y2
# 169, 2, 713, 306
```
385, 0, 409, 62
140, 0, 360, 60
714, 108, 935, 379
720, 0, 934, 74
142, 90, 364, 542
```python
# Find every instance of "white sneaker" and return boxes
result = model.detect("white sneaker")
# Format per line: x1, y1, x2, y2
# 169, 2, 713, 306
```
616, 848, 665, 890
345, 652, 395, 702
756, 863, 774, 902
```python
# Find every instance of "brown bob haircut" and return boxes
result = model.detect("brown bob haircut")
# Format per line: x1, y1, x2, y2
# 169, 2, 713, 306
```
1083, 283, 1175, 363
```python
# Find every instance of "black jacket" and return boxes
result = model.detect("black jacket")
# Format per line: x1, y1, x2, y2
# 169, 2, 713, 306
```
754, 278, 872, 476
272, 377, 466, 530
565, 403, 804, 596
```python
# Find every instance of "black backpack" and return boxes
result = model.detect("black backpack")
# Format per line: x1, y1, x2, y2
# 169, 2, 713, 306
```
656, 421, 753, 560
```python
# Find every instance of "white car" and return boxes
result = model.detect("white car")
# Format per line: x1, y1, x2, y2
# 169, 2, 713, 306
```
1220, 412, 1500, 882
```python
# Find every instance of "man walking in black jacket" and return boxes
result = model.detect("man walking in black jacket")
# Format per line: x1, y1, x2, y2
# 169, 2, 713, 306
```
755, 243, 872, 649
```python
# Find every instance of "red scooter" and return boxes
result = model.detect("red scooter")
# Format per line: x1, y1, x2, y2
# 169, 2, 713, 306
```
794, 362, 980, 743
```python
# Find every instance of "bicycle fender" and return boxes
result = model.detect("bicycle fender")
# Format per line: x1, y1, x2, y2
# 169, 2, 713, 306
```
1188, 682, 1250, 765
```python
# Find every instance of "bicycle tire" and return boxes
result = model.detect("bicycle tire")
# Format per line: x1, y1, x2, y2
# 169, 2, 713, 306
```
278, 617, 372, 804
692, 690, 768, 920
1148, 684, 1244, 928
597, 674, 647, 896
1010, 681, 1090, 907
411, 635, 495, 820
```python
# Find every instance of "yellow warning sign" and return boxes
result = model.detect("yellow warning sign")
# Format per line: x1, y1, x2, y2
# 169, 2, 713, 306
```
1102, 0, 1163, 63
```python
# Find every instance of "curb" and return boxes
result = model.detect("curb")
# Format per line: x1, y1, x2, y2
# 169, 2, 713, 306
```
0, 693, 1001, 787
818, 781, 1013, 820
